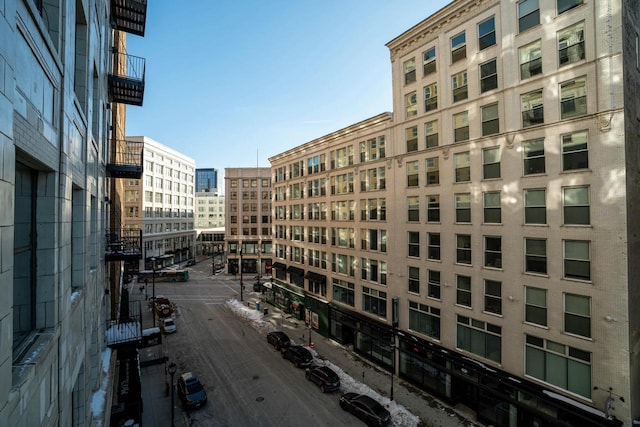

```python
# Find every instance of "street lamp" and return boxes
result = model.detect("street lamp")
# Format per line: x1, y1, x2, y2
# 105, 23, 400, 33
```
168, 362, 177, 427
256, 249, 261, 288
151, 257, 157, 328
239, 247, 244, 301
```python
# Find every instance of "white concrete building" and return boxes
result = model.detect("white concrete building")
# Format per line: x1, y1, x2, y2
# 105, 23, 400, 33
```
195, 191, 226, 228
269, 1, 639, 426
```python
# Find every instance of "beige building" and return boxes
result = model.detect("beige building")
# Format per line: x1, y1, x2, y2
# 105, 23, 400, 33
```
125, 136, 197, 270
195, 191, 226, 228
269, 1, 639, 426
224, 168, 273, 279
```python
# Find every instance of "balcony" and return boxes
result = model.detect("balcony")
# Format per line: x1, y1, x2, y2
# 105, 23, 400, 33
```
106, 300, 142, 347
106, 228, 143, 262
111, 0, 147, 36
108, 52, 145, 106
107, 139, 143, 178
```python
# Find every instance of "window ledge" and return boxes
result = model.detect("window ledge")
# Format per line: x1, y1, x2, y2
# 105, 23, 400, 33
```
524, 321, 549, 330
562, 332, 593, 342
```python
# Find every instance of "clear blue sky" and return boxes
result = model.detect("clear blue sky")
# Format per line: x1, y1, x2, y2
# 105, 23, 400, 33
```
126, 1, 450, 171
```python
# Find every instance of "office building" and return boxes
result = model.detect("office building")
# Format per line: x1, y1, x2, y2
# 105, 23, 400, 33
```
269, 1, 639, 426
196, 167, 219, 193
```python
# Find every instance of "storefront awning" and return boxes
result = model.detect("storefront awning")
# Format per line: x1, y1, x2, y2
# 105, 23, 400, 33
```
304, 271, 326, 283
288, 266, 304, 277
272, 262, 287, 270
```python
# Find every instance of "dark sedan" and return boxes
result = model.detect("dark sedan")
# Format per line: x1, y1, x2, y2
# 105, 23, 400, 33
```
340, 393, 391, 427
281, 345, 313, 368
266, 331, 291, 350
177, 372, 207, 409
305, 366, 340, 392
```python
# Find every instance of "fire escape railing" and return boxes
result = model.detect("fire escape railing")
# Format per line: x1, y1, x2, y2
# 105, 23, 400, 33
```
105, 228, 142, 261
108, 51, 146, 106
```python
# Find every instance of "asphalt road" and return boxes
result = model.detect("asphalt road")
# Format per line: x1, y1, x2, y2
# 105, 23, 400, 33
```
155, 263, 363, 427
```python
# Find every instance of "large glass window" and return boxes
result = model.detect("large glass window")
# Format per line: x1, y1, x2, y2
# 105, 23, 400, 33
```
362, 287, 387, 318
424, 83, 438, 112
483, 192, 501, 224
525, 238, 547, 274
452, 71, 468, 102
563, 186, 590, 225
525, 335, 591, 398
451, 32, 466, 63
425, 121, 438, 148
560, 77, 587, 119
409, 302, 440, 340
423, 47, 436, 75
480, 59, 498, 92
454, 111, 469, 142
332, 279, 355, 306
524, 189, 546, 224
523, 138, 545, 175
456, 275, 472, 307
558, 22, 585, 66
562, 130, 588, 171
455, 193, 471, 223
558, 0, 583, 15
457, 315, 502, 363
525, 287, 547, 326
518, 0, 540, 33
454, 152, 470, 182
456, 234, 472, 265
564, 240, 590, 280
478, 17, 496, 50
484, 280, 502, 315
519, 41, 542, 79
564, 294, 591, 337
404, 57, 416, 84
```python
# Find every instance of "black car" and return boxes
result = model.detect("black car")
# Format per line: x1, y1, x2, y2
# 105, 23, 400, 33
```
305, 366, 340, 392
266, 331, 291, 350
281, 345, 313, 368
177, 372, 208, 409
340, 393, 391, 427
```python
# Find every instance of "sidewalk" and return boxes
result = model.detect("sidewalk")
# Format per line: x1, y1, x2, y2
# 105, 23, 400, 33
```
243, 291, 484, 427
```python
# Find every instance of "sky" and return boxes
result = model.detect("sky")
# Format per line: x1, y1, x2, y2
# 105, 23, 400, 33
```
126, 1, 450, 172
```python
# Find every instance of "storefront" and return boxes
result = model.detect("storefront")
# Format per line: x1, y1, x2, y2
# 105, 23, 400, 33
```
304, 293, 330, 337
271, 280, 305, 320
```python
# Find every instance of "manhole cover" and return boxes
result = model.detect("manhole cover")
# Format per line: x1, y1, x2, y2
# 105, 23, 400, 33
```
208, 318, 213, 321
256, 396, 264, 402
253, 375, 260, 380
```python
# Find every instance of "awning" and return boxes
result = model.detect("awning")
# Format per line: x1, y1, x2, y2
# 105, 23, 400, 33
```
272, 262, 287, 270
288, 266, 305, 277
305, 271, 327, 283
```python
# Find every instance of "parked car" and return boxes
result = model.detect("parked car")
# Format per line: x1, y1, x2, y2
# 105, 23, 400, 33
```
177, 372, 207, 409
282, 345, 313, 368
160, 318, 177, 334
305, 366, 340, 392
339, 393, 391, 427
186, 259, 196, 266
266, 331, 291, 350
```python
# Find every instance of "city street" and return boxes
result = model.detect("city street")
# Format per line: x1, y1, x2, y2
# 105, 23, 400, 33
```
154, 262, 363, 427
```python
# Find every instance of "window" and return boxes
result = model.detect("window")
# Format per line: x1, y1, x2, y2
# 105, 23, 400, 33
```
523, 138, 545, 175
406, 126, 418, 152
425, 121, 438, 148
451, 32, 466, 63
478, 104, 500, 139
483, 147, 500, 179
565, 293, 591, 338
452, 71, 468, 102
456, 275, 472, 307
559, 22, 585, 66
408, 267, 420, 293
562, 130, 588, 170
484, 280, 502, 315
563, 186, 590, 225
484, 236, 502, 268
458, 316, 501, 363
409, 302, 440, 339
525, 238, 547, 274
407, 161, 419, 187
362, 287, 387, 318
407, 196, 420, 222
480, 59, 498, 93
427, 195, 440, 222
483, 192, 501, 223
405, 91, 417, 118
423, 47, 436, 75
520, 41, 542, 79
424, 83, 438, 112
521, 90, 544, 127
564, 240, 590, 280
525, 335, 591, 398
524, 189, 547, 224
558, 0, 582, 15
333, 279, 355, 306
426, 158, 439, 185
455, 194, 471, 223
454, 111, 469, 142
428, 233, 441, 261
518, 0, 540, 33
454, 152, 470, 182
428, 270, 441, 299
560, 77, 587, 118
408, 231, 420, 258
478, 17, 496, 50
456, 234, 472, 264
404, 57, 416, 84
525, 287, 547, 326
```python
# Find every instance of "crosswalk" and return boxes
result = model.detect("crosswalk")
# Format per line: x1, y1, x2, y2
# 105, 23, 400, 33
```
167, 295, 230, 305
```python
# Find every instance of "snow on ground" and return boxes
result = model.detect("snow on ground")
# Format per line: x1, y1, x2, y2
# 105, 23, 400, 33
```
226, 298, 420, 427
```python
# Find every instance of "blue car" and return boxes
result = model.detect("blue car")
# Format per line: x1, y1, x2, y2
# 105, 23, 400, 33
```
177, 372, 207, 409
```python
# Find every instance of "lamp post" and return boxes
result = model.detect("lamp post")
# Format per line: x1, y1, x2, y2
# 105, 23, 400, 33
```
239, 247, 244, 301
257, 249, 261, 288
151, 257, 157, 327
168, 362, 177, 427
390, 340, 395, 400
